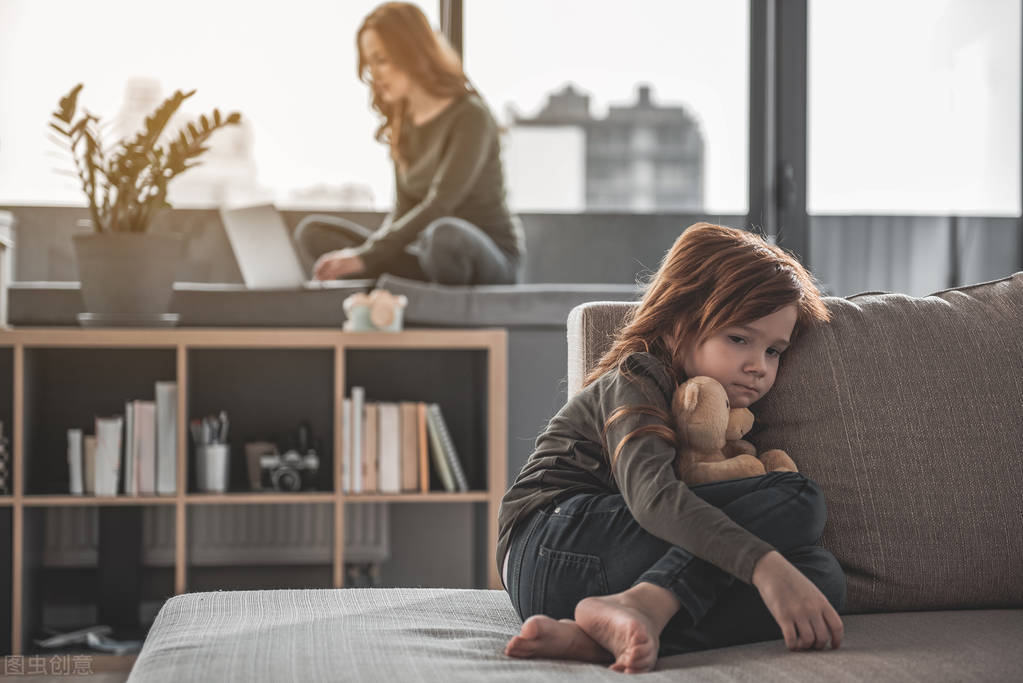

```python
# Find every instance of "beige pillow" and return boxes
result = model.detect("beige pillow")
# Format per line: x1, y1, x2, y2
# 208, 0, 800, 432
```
753, 272, 1023, 613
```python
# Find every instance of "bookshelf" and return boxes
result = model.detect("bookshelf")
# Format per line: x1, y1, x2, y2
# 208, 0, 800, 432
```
0, 327, 507, 656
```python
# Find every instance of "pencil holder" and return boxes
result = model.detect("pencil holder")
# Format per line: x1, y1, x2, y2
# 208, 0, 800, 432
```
196, 443, 230, 493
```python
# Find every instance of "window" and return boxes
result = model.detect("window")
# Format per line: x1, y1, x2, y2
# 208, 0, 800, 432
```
0, 0, 439, 210
464, 0, 748, 213
808, 0, 1020, 216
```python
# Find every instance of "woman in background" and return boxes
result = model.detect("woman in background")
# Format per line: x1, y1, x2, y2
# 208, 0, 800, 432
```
296, 1, 524, 285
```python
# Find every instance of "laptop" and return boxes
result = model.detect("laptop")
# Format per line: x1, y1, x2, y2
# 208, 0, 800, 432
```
219, 203, 322, 289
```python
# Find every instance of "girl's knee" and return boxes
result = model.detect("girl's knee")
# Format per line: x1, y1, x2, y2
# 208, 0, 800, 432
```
802, 547, 846, 613
766, 471, 828, 544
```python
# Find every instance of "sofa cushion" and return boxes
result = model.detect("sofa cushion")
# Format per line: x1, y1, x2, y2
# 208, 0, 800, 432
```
128, 588, 1023, 682
377, 274, 641, 327
566, 273, 1023, 614
756, 273, 1023, 612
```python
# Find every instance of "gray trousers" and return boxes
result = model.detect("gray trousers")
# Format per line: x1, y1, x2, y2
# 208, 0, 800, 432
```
293, 214, 519, 285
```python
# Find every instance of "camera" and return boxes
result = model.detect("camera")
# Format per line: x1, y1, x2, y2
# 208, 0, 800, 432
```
260, 449, 320, 491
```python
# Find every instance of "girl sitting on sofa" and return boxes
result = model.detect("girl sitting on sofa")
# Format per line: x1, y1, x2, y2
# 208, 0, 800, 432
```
498, 222, 846, 673
296, 1, 524, 286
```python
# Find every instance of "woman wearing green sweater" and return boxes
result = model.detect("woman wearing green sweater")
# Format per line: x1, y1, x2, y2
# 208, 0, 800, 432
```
296, 2, 525, 285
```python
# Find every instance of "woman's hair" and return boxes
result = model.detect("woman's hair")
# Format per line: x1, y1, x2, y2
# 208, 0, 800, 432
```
588, 222, 832, 465
357, 2, 474, 169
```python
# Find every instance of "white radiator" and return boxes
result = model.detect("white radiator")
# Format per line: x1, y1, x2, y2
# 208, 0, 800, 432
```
42, 503, 390, 567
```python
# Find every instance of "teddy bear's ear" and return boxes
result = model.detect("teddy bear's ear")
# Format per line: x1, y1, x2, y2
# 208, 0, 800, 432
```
682, 381, 701, 413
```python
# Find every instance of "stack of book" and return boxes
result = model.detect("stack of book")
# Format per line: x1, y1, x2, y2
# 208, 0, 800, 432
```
342, 387, 469, 494
66, 381, 177, 496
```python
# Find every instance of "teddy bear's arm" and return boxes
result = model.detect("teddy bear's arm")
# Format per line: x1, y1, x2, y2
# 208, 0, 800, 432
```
759, 449, 798, 473
722, 439, 757, 459
683, 454, 766, 484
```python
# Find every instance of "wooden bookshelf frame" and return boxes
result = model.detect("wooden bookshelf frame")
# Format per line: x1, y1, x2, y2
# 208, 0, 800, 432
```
0, 327, 508, 655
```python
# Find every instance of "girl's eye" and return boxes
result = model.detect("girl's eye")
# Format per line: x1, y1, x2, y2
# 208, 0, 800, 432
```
767, 348, 781, 357
728, 335, 745, 345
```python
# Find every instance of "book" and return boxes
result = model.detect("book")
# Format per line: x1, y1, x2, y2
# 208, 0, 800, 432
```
83, 435, 97, 495
427, 404, 468, 492
377, 402, 401, 493
399, 402, 418, 492
417, 403, 429, 493
425, 406, 456, 492
155, 381, 177, 495
94, 416, 124, 496
124, 401, 135, 495
341, 398, 351, 493
67, 428, 83, 495
351, 387, 365, 493
134, 401, 156, 495
363, 402, 379, 493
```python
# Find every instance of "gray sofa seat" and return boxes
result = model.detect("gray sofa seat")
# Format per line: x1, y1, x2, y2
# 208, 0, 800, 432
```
128, 588, 1023, 682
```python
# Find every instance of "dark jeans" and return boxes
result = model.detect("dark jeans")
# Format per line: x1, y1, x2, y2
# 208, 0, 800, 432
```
505, 471, 846, 655
293, 214, 519, 285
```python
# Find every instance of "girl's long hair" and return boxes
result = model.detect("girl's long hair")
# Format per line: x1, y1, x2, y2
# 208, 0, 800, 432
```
357, 2, 475, 169
589, 222, 832, 465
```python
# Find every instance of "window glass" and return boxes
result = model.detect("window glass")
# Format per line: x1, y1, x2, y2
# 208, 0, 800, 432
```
0, 0, 439, 209
809, 0, 1020, 215
464, 0, 748, 213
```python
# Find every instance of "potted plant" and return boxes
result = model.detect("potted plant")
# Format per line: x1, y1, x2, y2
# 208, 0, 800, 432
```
49, 83, 241, 323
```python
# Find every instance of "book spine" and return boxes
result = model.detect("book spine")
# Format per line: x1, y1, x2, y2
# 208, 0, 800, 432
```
425, 405, 456, 493
94, 416, 124, 497
124, 401, 135, 496
429, 404, 469, 492
363, 402, 379, 493
67, 428, 83, 495
400, 402, 418, 492
417, 403, 428, 493
136, 402, 156, 495
341, 399, 352, 493
378, 403, 401, 493
155, 382, 178, 495
83, 436, 97, 495
351, 387, 365, 494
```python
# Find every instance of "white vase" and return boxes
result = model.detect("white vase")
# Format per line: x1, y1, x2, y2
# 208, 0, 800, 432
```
72, 232, 184, 318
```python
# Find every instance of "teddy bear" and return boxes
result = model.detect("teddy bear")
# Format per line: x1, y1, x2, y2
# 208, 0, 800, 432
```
342, 289, 408, 332
671, 376, 797, 485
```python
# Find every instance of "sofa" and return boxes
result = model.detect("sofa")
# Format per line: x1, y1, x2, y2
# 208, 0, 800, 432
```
128, 272, 1023, 681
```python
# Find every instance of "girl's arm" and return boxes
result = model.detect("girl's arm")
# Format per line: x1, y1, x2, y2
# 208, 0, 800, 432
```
604, 355, 776, 585
753, 551, 844, 650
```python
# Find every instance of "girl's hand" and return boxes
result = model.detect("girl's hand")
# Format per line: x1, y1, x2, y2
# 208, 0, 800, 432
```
312, 249, 365, 280
752, 550, 844, 651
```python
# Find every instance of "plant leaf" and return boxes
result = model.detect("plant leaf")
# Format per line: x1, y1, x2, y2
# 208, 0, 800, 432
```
54, 83, 83, 124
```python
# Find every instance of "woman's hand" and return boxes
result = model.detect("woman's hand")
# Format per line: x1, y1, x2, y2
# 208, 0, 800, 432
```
752, 550, 844, 651
312, 249, 366, 280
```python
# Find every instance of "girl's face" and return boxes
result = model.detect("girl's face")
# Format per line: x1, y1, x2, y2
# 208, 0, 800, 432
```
682, 304, 798, 409
359, 29, 413, 104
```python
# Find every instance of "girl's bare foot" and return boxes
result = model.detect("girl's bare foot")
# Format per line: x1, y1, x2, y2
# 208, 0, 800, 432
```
574, 583, 682, 674
504, 615, 612, 663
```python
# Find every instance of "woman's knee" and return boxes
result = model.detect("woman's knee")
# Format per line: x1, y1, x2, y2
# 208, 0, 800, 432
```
293, 215, 365, 262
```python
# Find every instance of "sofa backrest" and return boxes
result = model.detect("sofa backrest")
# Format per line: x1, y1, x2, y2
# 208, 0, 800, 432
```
565, 272, 1023, 613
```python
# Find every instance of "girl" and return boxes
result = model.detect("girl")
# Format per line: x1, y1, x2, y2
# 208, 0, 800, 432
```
296, 2, 525, 286
498, 222, 845, 673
